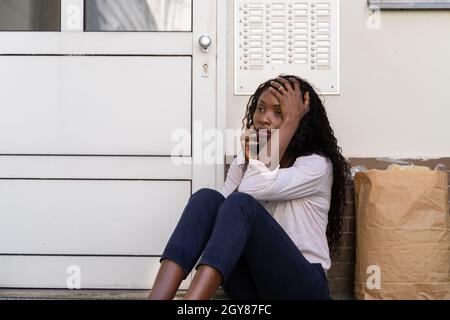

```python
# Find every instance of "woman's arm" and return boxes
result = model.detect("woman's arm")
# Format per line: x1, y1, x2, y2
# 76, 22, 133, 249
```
238, 154, 332, 201
220, 153, 245, 198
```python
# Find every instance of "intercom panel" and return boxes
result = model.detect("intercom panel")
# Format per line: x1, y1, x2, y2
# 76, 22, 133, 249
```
234, 0, 339, 95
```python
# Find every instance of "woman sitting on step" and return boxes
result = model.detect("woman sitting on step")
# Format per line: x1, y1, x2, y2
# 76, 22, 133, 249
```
149, 75, 349, 300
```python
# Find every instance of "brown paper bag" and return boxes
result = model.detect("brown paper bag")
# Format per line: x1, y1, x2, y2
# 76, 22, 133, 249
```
354, 168, 450, 299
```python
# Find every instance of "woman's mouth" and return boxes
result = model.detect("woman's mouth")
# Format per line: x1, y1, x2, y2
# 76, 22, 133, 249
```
257, 129, 272, 140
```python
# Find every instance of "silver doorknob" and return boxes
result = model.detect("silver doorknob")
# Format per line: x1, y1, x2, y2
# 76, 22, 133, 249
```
199, 34, 212, 52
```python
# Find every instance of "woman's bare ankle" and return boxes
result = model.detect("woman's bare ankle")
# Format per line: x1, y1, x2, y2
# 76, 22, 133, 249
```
149, 259, 186, 300
183, 265, 223, 300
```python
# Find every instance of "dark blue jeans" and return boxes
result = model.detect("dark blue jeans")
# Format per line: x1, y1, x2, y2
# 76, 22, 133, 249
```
160, 188, 331, 300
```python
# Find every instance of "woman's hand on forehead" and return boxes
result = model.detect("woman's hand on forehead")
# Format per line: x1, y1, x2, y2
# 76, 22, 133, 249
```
268, 76, 310, 125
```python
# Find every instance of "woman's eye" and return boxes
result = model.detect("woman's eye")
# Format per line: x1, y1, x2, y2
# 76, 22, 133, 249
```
257, 106, 264, 111
275, 111, 282, 116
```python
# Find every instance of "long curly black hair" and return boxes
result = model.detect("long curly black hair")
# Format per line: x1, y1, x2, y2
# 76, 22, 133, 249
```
241, 74, 350, 259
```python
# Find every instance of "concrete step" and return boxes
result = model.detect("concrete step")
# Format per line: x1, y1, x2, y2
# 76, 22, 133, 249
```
0, 288, 229, 300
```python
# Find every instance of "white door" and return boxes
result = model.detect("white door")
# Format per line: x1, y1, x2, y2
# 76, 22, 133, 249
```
0, 0, 217, 289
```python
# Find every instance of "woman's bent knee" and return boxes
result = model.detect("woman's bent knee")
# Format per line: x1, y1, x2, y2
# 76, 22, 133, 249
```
224, 191, 256, 205
191, 188, 225, 202
221, 192, 261, 221
188, 188, 225, 216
